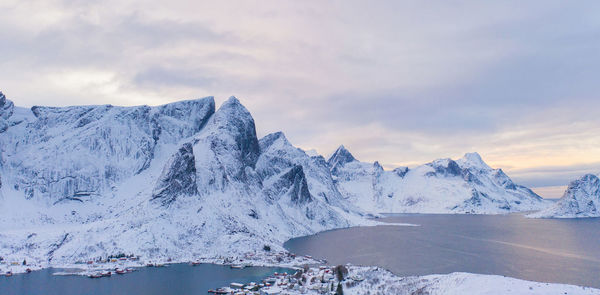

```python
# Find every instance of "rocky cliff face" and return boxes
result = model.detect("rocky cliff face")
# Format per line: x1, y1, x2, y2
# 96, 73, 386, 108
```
0, 95, 214, 204
529, 174, 600, 218
192, 97, 261, 194
0, 91, 14, 133
264, 164, 313, 205
327, 145, 357, 174
151, 143, 197, 206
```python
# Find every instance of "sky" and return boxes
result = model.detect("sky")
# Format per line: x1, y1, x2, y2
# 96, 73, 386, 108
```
1, 1, 600, 192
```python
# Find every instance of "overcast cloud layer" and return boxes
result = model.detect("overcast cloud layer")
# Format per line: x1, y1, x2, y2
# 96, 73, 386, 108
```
2, 0, 600, 188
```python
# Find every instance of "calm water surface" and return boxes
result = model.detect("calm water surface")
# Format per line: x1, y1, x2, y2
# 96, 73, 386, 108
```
285, 214, 600, 288
0, 263, 291, 295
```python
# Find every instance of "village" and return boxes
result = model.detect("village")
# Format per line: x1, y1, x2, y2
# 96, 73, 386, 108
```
1, 250, 371, 294
207, 265, 365, 295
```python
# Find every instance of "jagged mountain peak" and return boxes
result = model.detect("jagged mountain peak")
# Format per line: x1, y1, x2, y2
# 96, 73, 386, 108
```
373, 161, 384, 171
0, 91, 14, 132
208, 95, 260, 166
218, 96, 246, 113
0, 91, 8, 105
458, 152, 490, 170
190, 96, 260, 191
327, 145, 357, 168
213, 96, 254, 124
259, 131, 290, 152
0, 91, 7, 106
0, 91, 14, 118
225, 95, 240, 104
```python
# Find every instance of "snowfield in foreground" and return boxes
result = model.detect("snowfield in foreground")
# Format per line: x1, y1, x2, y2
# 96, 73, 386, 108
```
216, 265, 600, 295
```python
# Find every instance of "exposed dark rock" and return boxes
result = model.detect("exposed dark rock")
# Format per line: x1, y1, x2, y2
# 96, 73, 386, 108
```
151, 143, 197, 206
0, 91, 14, 133
557, 174, 600, 215
462, 170, 482, 185
265, 165, 313, 205
282, 165, 313, 204
248, 209, 259, 219
373, 161, 384, 174
0, 91, 14, 119
211, 96, 260, 169
433, 159, 462, 176
193, 97, 260, 190
493, 169, 517, 190
393, 166, 409, 178
463, 190, 485, 208
328, 145, 357, 175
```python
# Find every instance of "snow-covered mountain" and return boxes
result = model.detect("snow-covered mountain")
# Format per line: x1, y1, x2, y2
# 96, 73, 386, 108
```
0, 91, 546, 267
328, 146, 547, 214
529, 174, 600, 218
0, 93, 358, 266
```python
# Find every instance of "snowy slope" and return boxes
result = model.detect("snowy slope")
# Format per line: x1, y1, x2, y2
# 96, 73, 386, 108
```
344, 267, 600, 295
529, 174, 600, 218
0, 93, 360, 267
256, 266, 600, 295
329, 146, 547, 214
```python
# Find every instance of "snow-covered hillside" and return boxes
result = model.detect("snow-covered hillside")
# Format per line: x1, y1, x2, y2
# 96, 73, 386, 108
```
529, 174, 600, 218
329, 146, 547, 214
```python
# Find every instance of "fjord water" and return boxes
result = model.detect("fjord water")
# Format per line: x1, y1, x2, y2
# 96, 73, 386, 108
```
0, 264, 291, 295
285, 214, 600, 288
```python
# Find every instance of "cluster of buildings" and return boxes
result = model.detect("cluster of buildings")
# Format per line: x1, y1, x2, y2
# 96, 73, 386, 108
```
211, 265, 365, 295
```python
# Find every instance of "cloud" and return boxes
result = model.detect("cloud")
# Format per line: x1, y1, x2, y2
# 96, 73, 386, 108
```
1, 0, 600, 187
509, 163, 600, 187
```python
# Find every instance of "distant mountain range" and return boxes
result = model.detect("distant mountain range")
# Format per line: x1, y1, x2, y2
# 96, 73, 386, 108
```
0, 92, 564, 266
328, 146, 547, 214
